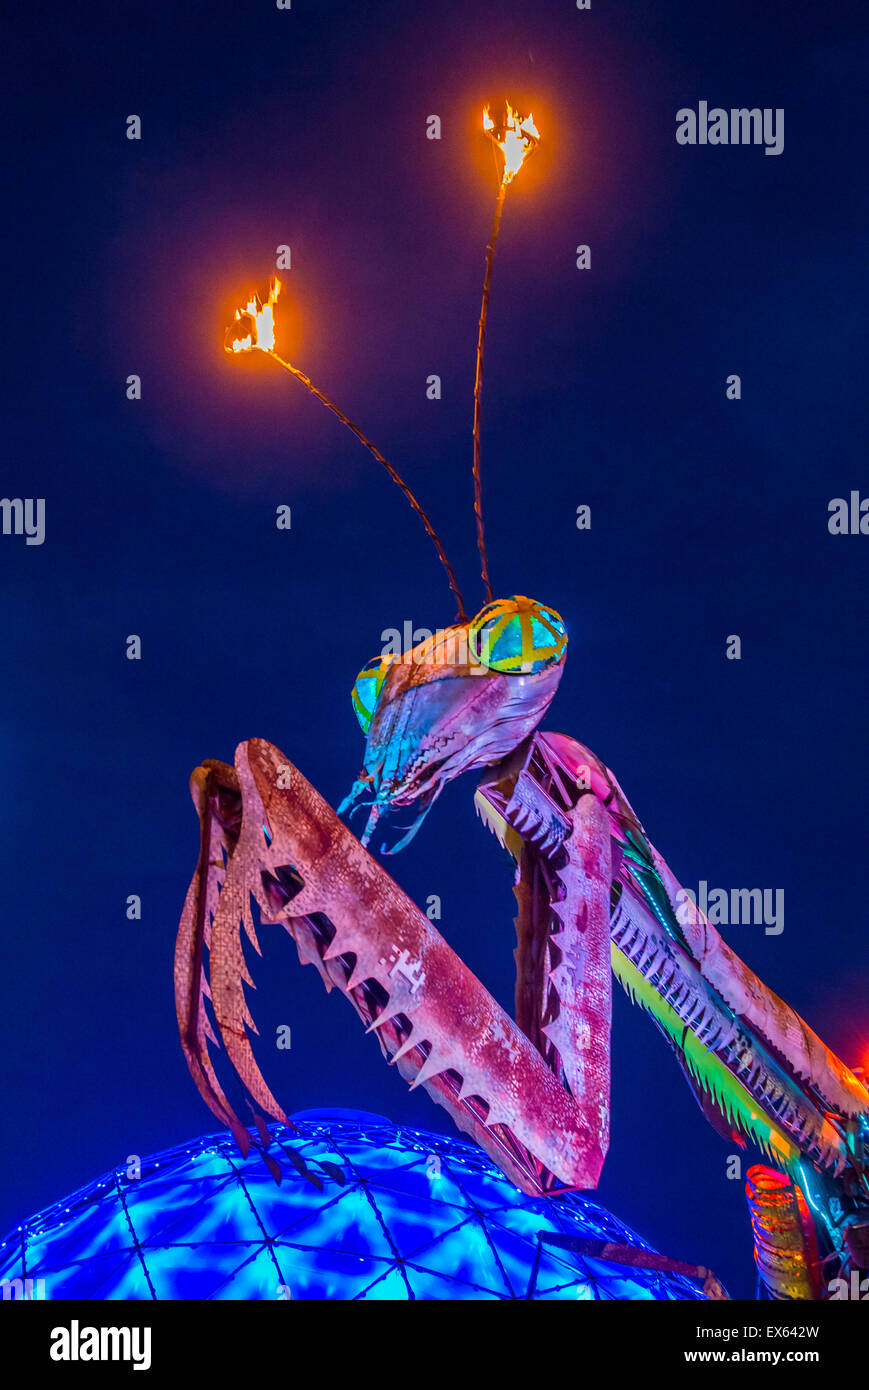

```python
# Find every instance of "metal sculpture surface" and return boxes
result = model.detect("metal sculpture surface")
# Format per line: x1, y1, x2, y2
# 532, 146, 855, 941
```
176, 102, 869, 1298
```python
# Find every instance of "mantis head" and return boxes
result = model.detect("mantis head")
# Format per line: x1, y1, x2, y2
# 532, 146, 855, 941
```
338, 596, 567, 852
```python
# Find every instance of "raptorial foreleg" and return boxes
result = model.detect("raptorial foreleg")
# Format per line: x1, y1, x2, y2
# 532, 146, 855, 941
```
514, 795, 612, 1180
181, 738, 607, 1196
174, 759, 259, 1153
479, 736, 613, 1184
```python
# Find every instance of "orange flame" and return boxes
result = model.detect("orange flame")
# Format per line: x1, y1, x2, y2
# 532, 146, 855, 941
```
225, 277, 282, 354
482, 101, 540, 185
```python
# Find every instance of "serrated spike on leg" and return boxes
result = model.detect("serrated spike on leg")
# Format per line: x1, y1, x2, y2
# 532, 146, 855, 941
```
389, 1030, 424, 1066
365, 1007, 396, 1034
322, 934, 350, 963
407, 1050, 448, 1090
345, 959, 371, 991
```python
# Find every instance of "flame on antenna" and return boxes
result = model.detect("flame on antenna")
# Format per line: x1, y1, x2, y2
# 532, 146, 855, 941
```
473, 101, 543, 602
225, 278, 282, 354
482, 101, 540, 185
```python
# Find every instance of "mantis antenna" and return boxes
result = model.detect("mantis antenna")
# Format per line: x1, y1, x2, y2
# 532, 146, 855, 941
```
473, 102, 540, 604
225, 279, 467, 621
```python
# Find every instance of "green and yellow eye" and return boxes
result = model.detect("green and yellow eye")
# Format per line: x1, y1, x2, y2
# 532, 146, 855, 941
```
469, 596, 567, 674
351, 652, 395, 734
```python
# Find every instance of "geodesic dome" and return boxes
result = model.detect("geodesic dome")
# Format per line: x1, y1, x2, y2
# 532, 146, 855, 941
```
0, 1109, 704, 1300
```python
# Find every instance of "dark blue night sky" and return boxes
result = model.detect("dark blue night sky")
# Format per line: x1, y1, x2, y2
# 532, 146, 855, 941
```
2, 0, 867, 1299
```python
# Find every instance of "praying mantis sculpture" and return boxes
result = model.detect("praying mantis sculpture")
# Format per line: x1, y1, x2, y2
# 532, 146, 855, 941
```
175, 104, 869, 1299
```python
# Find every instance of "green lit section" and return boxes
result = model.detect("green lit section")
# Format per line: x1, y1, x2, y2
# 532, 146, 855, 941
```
351, 652, 394, 734
470, 596, 567, 674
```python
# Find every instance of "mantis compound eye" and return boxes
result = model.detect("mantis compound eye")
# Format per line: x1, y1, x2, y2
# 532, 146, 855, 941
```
469, 595, 567, 674
351, 652, 396, 734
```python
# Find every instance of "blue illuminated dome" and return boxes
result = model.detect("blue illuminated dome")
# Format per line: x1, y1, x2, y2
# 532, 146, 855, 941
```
0, 1110, 704, 1300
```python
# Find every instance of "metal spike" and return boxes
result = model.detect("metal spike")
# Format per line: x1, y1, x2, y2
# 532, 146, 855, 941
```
345, 958, 372, 991
389, 1031, 423, 1066
408, 1050, 447, 1090
322, 933, 349, 962
365, 1006, 395, 1034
